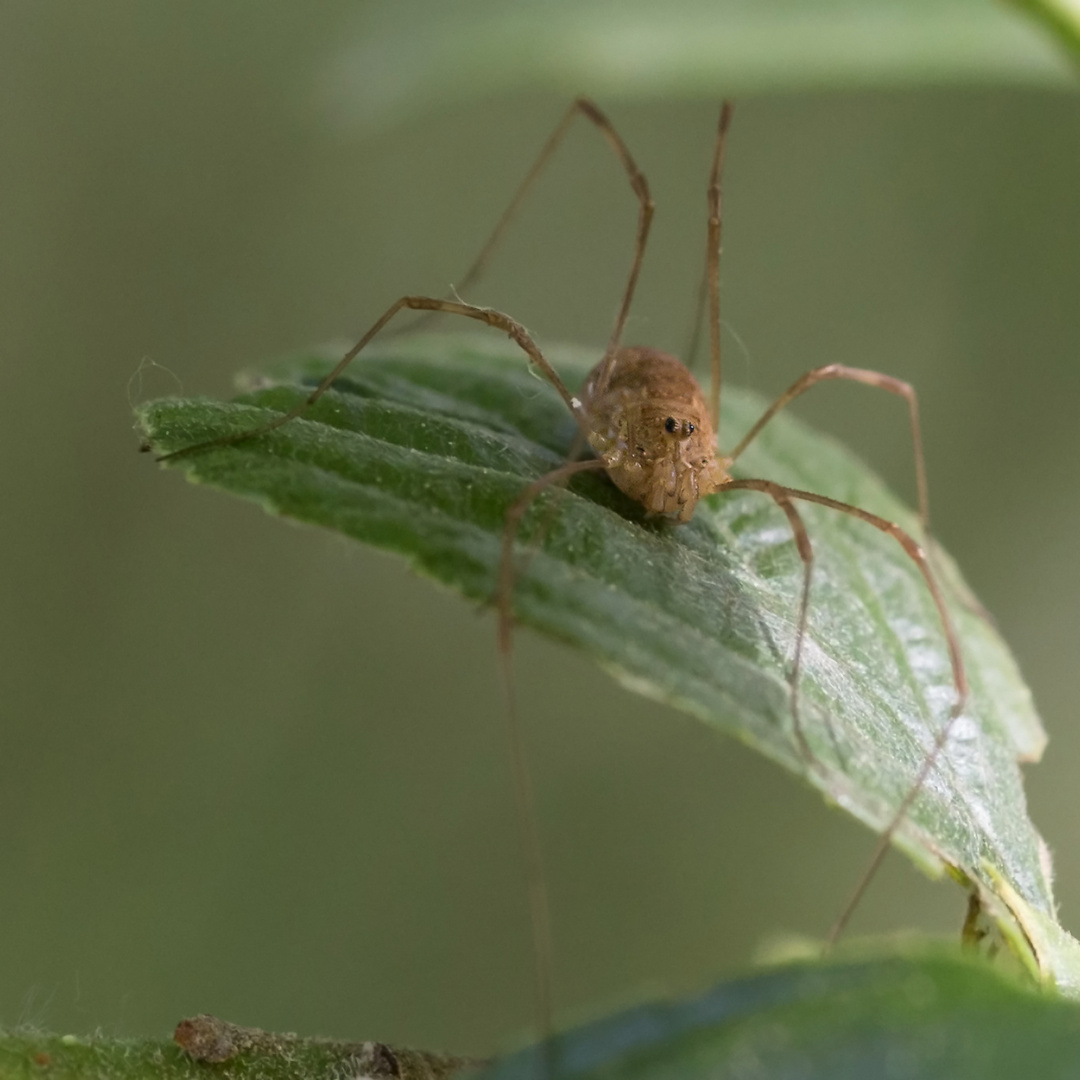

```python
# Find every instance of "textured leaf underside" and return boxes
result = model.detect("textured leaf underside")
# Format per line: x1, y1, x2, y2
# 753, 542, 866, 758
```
137, 333, 1080, 992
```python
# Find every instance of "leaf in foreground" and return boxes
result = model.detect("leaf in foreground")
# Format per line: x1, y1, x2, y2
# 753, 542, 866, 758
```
478, 948, 1080, 1079
137, 333, 1079, 991
4, 950, 1079, 1080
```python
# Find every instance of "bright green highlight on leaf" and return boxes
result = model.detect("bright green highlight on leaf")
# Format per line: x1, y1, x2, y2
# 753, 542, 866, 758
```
1009, 0, 1080, 60
137, 333, 1080, 991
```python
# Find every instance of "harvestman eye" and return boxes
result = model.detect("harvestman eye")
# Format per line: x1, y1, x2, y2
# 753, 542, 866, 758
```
664, 416, 678, 433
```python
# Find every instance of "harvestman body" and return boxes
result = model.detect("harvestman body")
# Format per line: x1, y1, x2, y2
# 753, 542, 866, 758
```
158, 100, 969, 1049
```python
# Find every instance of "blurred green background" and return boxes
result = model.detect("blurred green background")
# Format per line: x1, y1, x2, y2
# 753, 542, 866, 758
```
2, 0, 1080, 1059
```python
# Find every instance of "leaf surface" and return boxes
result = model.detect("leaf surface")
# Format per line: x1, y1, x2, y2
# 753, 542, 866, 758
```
137, 333, 1080, 991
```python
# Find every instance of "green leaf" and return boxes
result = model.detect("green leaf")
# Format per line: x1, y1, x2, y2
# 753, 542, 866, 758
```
5, 950, 1077, 1080
137, 333, 1080, 992
475, 947, 1080, 1079
319, 0, 1075, 133
0, 1023, 466, 1080
1008, 0, 1080, 62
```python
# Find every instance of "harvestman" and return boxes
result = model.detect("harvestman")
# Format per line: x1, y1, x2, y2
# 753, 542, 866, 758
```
158, 100, 969, 1047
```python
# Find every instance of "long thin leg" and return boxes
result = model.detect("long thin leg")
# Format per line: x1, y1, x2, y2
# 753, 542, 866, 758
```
714, 477, 818, 761
401, 98, 655, 390
157, 296, 583, 462
706, 102, 735, 434
726, 364, 1000, 657
457, 99, 652, 315
682, 248, 710, 372
754, 486, 964, 701
568, 102, 654, 398
726, 365, 930, 533
161, 290, 601, 1054
496, 456, 608, 1055
724, 481, 969, 945
498, 457, 610, 653
509, 427, 593, 591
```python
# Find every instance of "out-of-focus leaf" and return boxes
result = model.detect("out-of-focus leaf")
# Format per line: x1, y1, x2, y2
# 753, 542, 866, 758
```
315, 0, 1075, 133
476, 947, 1080, 1079
6, 950, 1079, 1079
